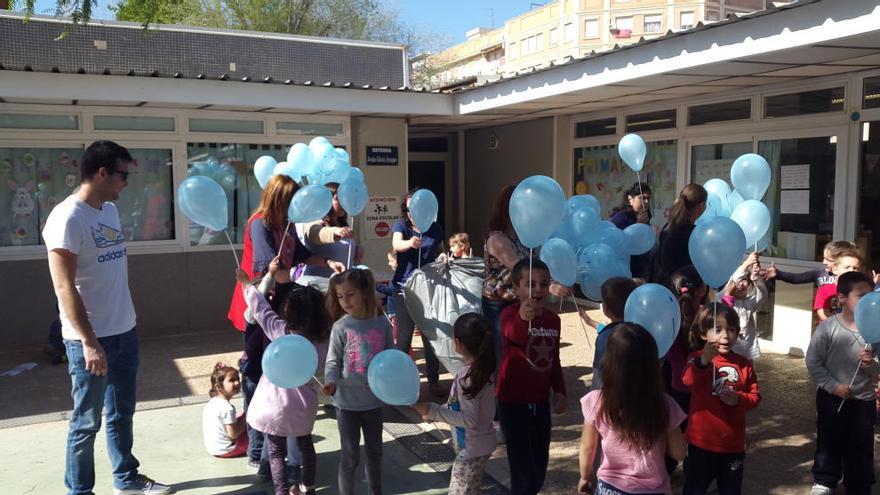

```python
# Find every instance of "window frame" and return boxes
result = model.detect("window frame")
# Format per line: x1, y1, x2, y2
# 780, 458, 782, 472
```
644, 14, 662, 33
584, 18, 599, 39
680, 11, 695, 30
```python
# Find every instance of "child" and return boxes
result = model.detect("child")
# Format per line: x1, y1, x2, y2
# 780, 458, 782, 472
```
497, 258, 566, 495
376, 249, 398, 317
805, 271, 880, 495
577, 277, 639, 391
237, 258, 330, 495
767, 240, 855, 287
719, 252, 768, 361
202, 363, 248, 458
666, 265, 709, 409
413, 313, 497, 495
578, 324, 687, 494
682, 303, 761, 495
814, 248, 862, 321
449, 233, 472, 259
323, 268, 394, 495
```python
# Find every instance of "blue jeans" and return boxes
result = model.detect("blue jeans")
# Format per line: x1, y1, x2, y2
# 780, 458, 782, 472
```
481, 297, 513, 370
64, 329, 140, 495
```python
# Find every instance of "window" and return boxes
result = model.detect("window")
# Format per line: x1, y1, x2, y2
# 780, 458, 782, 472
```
0, 146, 174, 247
94, 115, 175, 132
707, 11, 719, 21
536, 33, 544, 51
564, 22, 575, 42
186, 143, 287, 245
864, 77, 880, 109
615, 16, 633, 31
0, 113, 79, 130
573, 140, 678, 229
574, 117, 616, 138
688, 99, 751, 126
764, 87, 845, 118
276, 121, 344, 136
189, 118, 264, 134
509, 41, 518, 58
584, 19, 599, 38
626, 109, 677, 132
549, 27, 558, 46
644, 14, 662, 33
680, 11, 695, 30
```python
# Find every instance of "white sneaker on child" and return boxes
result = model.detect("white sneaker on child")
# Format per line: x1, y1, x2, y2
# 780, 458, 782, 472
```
113, 474, 172, 494
810, 484, 832, 495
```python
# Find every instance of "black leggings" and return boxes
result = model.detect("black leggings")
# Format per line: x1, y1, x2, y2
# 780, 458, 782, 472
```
267, 434, 316, 495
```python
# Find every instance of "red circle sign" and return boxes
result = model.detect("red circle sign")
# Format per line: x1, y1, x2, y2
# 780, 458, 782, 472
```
375, 221, 390, 237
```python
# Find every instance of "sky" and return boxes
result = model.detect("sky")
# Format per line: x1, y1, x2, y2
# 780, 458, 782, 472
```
30, 0, 537, 47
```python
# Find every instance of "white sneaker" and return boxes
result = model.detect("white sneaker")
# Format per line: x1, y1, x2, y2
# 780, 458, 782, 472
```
810, 484, 832, 495
114, 474, 173, 494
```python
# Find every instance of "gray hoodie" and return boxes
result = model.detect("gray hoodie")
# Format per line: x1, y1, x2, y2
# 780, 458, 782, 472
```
806, 316, 880, 401
324, 314, 393, 411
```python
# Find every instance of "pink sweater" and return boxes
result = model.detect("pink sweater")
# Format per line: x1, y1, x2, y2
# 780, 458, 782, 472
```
243, 285, 328, 437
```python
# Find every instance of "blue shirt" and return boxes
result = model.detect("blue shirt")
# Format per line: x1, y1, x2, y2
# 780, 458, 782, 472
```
391, 218, 444, 289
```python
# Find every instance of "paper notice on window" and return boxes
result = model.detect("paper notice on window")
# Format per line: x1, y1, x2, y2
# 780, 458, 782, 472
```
780, 189, 810, 214
781, 164, 810, 189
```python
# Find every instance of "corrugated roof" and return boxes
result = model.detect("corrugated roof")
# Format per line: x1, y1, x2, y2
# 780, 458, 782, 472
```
0, 12, 441, 93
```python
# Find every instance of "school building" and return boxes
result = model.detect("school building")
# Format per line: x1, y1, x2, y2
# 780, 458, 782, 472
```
2, 0, 880, 358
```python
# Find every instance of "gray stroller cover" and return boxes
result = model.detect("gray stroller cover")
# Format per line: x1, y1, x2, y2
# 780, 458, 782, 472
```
403, 256, 485, 377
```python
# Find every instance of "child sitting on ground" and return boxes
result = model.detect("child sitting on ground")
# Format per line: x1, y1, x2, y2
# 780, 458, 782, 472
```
813, 248, 863, 321
578, 323, 687, 494
413, 313, 497, 495
719, 252, 768, 361
498, 258, 567, 495
202, 363, 248, 458
682, 303, 761, 495
806, 271, 880, 495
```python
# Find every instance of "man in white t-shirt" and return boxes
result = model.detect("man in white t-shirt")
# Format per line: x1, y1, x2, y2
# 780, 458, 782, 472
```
43, 141, 171, 495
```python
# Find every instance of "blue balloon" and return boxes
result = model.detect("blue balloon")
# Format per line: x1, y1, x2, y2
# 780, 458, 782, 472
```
754, 228, 772, 254
509, 176, 566, 249
321, 158, 352, 185
177, 176, 228, 231
728, 189, 744, 213
254, 155, 277, 189
309, 136, 331, 148
284, 143, 316, 182
289, 184, 333, 223
618, 133, 647, 172
623, 223, 656, 255
261, 334, 318, 389
310, 141, 338, 182
367, 349, 420, 405
730, 200, 771, 248
577, 242, 630, 301
338, 178, 368, 217
334, 147, 350, 164
697, 192, 724, 224
568, 206, 599, 247
855, 292, 880, 343
590, 220, 624, 252
703, 179, 731, 214
567, 194, 602, 217
540, 238, 577, 287
730, 153, 771, 201
345, 167, 365, 183
410, 189, 439, 232
688, 216, 747, 289
624, 283, 681, 357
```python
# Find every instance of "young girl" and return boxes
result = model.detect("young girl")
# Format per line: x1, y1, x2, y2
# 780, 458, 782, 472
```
666, 265, 709, 410
578, 324, 687, 494
719, 252, 768, 361
766, 240, 855, 287
236, 257, 331, 495
413, 313, 497, 495
202, 363, 248, 458
323, 269, 394, 495
683, 303, 760, 495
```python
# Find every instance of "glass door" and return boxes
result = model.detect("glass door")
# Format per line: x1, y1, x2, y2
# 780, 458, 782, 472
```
858, 121, 880, 270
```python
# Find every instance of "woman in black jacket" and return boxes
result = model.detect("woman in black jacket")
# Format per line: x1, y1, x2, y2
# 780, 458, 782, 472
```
655, 184, 707, 285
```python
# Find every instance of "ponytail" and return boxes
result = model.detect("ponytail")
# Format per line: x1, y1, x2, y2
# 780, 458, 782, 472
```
669, 265, 707, 355
668, 184, 707, 231
454, 313, 496, 399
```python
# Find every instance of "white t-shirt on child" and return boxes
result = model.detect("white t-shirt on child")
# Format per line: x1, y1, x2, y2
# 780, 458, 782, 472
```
41, 194, 136, 340
202, 396, 237, 455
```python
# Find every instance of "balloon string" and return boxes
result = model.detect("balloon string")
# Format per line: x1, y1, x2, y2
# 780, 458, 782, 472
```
571, 296, 592, 354
528, 248, 533, 332
838, 343, 870, 413
312, 375, 324, 388
347, 216, 354, 269
418, 235, 422, 270
224, 230, 241, 268
277, 220, 291, 259
636, 170, 645, 200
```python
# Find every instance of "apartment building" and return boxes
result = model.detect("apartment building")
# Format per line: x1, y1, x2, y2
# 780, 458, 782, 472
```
430, 0, 770, 88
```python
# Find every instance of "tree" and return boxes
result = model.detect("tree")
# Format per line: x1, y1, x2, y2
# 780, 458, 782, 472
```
10, 0, 96, 23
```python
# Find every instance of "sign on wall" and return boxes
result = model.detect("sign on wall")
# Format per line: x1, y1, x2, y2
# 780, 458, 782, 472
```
365, 145, 399, 166
364, 196, 400, 240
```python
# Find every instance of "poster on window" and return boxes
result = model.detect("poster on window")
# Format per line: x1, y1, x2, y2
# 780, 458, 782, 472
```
363, 196, 400, 240
573, 140, 677, 228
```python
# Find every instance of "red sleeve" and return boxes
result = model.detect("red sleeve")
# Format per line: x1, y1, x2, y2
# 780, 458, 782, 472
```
550, 315, 566, 397
682, 351, 713, 392
736, 362, 761, 412
813, 285, 833, 311
501, 306, 526, 347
